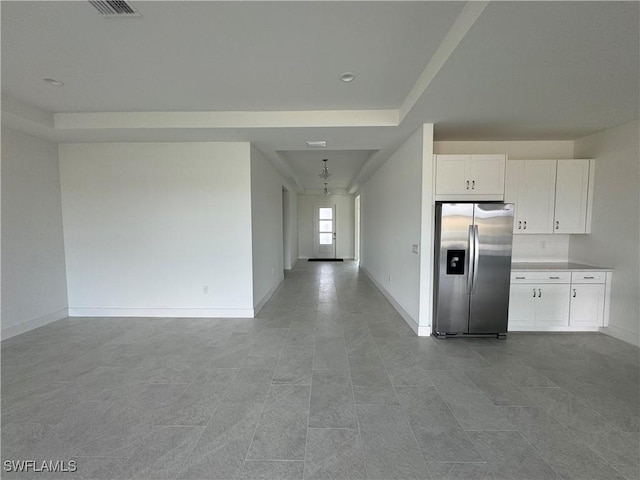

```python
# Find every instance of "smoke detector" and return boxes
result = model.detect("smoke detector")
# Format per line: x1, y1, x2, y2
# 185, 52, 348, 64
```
89, 1, 141, 17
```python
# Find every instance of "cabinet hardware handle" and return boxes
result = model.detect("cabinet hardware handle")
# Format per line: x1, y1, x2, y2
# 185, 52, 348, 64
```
549, 276, 560, 279
572, 289, 577, 298
523, 221, 527, 230
584, 276, 594, 279
516, 276, 525, 279
556, 220, 560, 230
538, 289, 542, 297
466, 180, 470, 190
472, 180, 475, 189
518, 221, 522, 230
533, 288, 537, 298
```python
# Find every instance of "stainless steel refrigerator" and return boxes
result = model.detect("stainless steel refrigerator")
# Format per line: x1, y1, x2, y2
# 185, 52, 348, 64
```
433, 202, 514, 338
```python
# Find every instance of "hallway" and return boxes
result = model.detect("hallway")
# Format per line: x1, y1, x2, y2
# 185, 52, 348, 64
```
2, 261, 638, 479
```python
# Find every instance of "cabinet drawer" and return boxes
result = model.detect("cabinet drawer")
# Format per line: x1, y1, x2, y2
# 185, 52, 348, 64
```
571, 271, 605, 284
511, 272, 570, 283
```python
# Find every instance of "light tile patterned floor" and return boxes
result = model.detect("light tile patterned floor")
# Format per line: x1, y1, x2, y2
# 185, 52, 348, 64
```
2, 261, 639, 479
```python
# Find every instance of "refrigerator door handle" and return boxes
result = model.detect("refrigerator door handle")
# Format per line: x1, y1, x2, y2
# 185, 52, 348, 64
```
466, 225, 474, 294
471, 224, 480, 293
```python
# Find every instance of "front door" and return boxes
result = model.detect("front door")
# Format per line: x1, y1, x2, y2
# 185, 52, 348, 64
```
314, 204, 336, 258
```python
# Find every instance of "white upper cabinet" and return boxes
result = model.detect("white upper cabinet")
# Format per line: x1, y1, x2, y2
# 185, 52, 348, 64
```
435, 154, 505, 199
469, 155, 507, 195
554, 160, 592, 234
435, 155, 469, 194
507, 160, 557, 234
506, 159, 594, 235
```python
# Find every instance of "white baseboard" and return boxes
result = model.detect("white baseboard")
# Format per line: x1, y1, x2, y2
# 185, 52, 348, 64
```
509, 326, 601, 332
416, 324, 432, 336
253, 275, 284, 315
359, 265, 428, 337
284, 258, 299, 270
2, 308, 68, 340
298, 257, 355, 261
68, 307, 254, 318
600, 325, 640, 347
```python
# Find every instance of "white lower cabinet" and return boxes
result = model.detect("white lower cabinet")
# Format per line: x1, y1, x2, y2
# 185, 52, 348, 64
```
535, 284, 571, 327
508, 280, 569, 329
509, 270, 609, 331
569, 271, 607, 327
508, 285, 536, 328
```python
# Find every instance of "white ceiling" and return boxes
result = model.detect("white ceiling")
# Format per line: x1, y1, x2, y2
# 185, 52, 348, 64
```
278, 150, 374, 191
2, 1, 638, 193
1, 1, 464, 112
403, 1, 640, 140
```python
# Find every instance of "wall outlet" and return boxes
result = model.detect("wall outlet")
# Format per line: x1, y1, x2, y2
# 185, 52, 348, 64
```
540, 241, 546, 250
203, 285, 208, 295
412, 244, 419, 254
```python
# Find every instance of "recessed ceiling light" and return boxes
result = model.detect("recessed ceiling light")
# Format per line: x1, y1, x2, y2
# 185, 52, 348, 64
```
42, 77, 64, 86
339, 72, 355, 83
306, 141, 327, 148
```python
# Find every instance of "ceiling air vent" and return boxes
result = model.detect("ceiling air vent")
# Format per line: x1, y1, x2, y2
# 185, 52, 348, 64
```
89, 1, 141, 17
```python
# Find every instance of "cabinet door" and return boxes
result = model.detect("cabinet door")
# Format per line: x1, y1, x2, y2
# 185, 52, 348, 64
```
508, 284, 536, 328
555, 160, 590, 234
515, 160, 557, 234
534, 284, 570, 327
505, 160, 522, 233
505, 160, 522, 204
435, 155, 469, 194
469, 155, 505, 195
569, 284, 605, 326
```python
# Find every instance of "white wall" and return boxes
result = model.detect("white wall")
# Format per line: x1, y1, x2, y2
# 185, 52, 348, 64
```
298, 194, 355, 259
360, 126, 432, 331
418, 125, 435, 332
59, 142, 255, 317
283, 189, 298, 269
572, 120, 640, 345
2, 127, 68, 338
250, 146, 285, 311
434, 140, 575, 159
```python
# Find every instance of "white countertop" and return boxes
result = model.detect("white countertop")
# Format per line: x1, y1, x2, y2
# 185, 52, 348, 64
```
511, 262, 612, 272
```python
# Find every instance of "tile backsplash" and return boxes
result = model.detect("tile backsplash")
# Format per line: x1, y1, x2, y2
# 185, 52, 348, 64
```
512, 234, 570, 262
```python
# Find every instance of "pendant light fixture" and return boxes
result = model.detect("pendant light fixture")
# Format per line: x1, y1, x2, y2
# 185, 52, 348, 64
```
323, 183, 330, 196
319, 158, 332, 180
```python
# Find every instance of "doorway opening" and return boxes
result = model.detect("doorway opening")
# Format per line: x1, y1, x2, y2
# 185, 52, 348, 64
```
314, 204, 336, 259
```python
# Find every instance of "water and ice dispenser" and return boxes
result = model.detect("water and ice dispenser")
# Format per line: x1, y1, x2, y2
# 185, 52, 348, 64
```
446, 249, 465, 275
